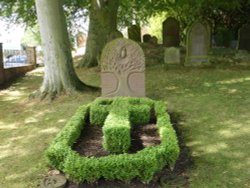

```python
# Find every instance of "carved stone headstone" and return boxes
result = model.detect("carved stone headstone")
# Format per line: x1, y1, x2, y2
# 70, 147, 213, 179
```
162, 17, 180, 47
76, 32, 86, 48
127, 25, 141, 42
101, 38, 145, 97
238, 24, 250, 51
185, 21, 211, 66
164, 47, 180, 65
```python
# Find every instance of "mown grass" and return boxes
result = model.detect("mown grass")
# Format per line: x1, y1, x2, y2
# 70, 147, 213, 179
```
0, 65, 250, 187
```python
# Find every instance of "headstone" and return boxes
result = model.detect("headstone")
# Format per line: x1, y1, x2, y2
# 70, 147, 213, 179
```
76, 32, 86, 48
185, 21, 211, 65
127, 25, 141, 42
101, 38, 145, 97
214, 28, 234, 47
238, 24, 250, 51
143, 34, 152, 43
162, 17, 180, 47
164, 47, 180, 65
107, 30, 123, 42
150, 36, 158, 45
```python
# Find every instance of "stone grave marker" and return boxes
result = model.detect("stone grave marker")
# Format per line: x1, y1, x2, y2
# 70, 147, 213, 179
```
101, 38, 145, 97
76, 32, 86, 48
143, 34, 152, 43
238, 24, 250, 51
127, 25, 141, 42
164, 47, 180, 65
185, 21, 211, 65
162, 17, 180, 47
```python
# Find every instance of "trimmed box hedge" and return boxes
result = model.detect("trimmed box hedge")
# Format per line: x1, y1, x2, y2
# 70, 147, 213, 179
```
46, 97, 179, 183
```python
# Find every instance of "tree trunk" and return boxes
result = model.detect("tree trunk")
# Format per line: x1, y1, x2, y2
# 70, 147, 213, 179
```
78, 0, 120, 67
35, 0, 95, 99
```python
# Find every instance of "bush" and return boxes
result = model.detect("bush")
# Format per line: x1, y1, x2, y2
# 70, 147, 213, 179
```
103, 99, 131, 153
46, 97, 179, 183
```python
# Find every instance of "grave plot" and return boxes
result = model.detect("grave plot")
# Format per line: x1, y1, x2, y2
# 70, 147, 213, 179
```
46, 97, 180, 183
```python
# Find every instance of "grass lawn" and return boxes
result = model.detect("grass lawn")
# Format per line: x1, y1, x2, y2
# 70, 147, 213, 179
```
0, 65, 250, 187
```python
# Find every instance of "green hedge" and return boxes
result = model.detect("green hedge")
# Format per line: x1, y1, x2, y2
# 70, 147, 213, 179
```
46, 97, 179, 183
103, 99, 131, 153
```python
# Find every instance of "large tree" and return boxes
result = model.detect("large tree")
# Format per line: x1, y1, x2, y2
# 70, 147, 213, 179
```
79, 0, 120, 67
34, 0, 95, 99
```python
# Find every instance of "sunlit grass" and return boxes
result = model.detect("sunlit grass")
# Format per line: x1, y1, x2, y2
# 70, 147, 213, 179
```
0, 65, 250, 187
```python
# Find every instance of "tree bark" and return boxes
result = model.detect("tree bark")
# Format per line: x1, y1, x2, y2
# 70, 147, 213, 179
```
78, 0, 120, 67
35, 0, 95, 99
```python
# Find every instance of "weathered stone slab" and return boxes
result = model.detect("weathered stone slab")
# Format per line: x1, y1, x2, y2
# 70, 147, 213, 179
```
76, 32, 86, 48
127, 25, 141, 42
101, 38, 145, 97
185, 21, 211, 66
238, 24, 250, 51
162, 17, 180, 47
164, 47, 180, 65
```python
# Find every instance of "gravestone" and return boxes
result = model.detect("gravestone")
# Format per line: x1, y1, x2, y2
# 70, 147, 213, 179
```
76, 32, 86, 48
101, 38, 145, 97
238, 24, 250, 51
143, 34, 152, 43
26, 47, 37, 66
127, 25, 141, 42
150, 36, 158, 45
164, 47, 180, 65
185, 21, 211, 65
107, 30, 123, 42
162, 17, 180, 47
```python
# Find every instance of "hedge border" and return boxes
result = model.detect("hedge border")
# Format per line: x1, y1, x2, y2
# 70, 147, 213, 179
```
46, 97, 179, 183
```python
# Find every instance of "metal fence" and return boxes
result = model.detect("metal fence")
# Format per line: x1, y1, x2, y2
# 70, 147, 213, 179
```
3, 49, 30, 68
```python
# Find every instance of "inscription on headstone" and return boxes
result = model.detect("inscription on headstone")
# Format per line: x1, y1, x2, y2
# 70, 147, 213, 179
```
101, 38, 145, 97
162, 17, 180, 47
238, 24, 250, 51
185, 21, 211, 65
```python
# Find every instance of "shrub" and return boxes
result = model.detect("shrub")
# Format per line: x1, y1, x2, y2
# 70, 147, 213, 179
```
46, 97, 179, 183
102, 99, 131, 153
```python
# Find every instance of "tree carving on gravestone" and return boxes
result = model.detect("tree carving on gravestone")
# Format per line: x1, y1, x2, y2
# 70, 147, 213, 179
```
101, 38, 145, 97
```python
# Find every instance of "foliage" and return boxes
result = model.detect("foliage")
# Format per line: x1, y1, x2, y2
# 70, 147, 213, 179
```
46, 97, 180, 183
21, 24, 41, 47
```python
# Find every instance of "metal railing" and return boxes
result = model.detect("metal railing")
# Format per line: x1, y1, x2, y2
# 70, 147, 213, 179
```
3, 49, 29, 68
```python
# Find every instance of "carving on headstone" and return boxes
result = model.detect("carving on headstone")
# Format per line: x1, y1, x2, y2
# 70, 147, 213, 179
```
185, 21, 211, 66
162, 17, 180, 47
127, 25, 141, 42
238, 24, 250, 51
101, 38, 145, 97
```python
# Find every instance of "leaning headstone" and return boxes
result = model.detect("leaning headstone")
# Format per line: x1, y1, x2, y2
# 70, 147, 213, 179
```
101, 38, 145, 97
164, 47, 180, 65
128, 25, 141, 42
143, 34, 152, 43
185, 21, 211, 66
238, 24, 250, 51
162, 17, 180, 47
